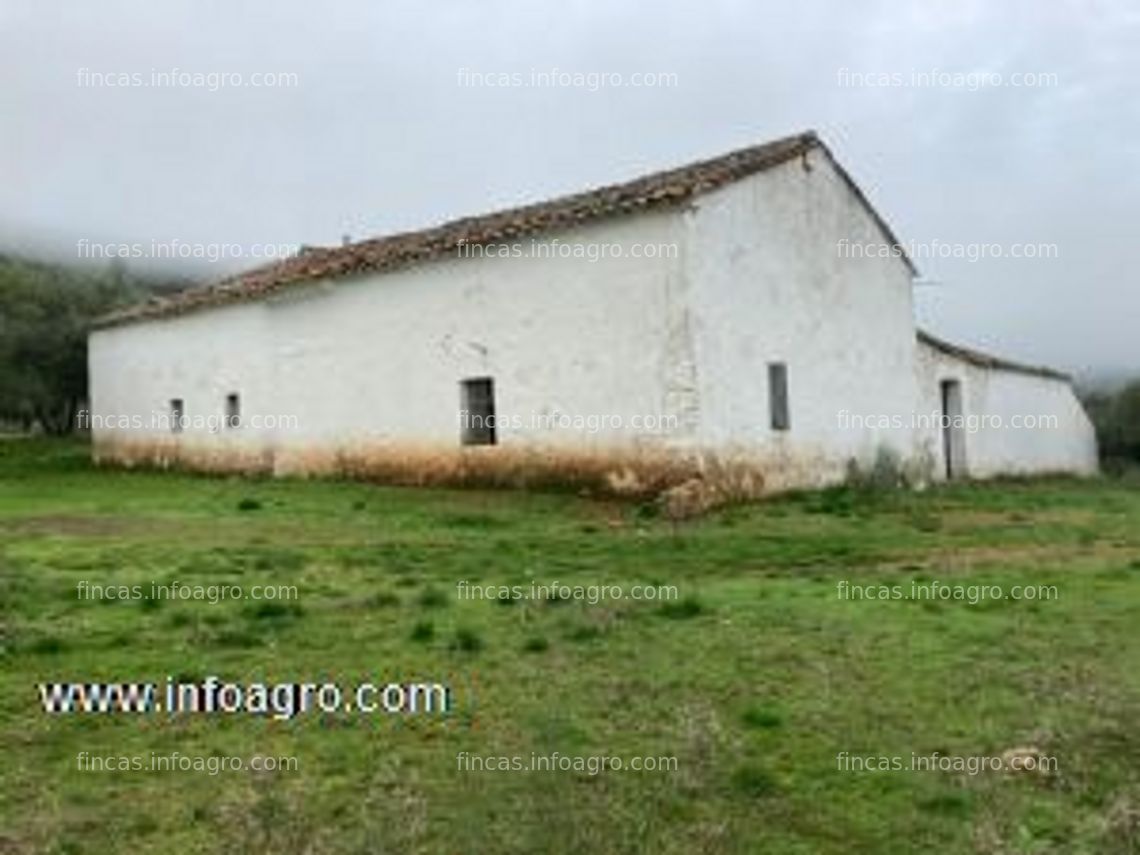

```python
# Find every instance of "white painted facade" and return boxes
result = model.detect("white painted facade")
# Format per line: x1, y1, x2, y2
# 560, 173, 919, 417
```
914, 341, 1098, 479
88, 143, 1097, 493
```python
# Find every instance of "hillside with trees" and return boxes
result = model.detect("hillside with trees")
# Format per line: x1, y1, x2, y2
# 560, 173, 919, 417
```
0, 255, 192, 434
1082, 382, 1140, 469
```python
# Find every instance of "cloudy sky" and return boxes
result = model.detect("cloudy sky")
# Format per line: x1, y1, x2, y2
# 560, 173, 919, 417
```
1, 0, 1136, 380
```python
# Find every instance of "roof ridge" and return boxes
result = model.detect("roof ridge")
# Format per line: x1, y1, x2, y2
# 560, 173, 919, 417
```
95, 131, 821, 328
917, 329, 1071, 382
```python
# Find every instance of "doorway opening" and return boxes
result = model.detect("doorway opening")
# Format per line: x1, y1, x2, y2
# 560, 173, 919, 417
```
940, 379, 966, 479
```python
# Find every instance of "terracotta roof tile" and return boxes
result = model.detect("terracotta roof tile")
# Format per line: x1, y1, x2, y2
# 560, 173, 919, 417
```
96, 131, 822, 328
918, 329, 1070, 381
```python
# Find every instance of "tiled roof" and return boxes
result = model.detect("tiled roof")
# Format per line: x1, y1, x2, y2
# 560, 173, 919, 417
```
95, 130, 911, 328
917, 329, 1071, 381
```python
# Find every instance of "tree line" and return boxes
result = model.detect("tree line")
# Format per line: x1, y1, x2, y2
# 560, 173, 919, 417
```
0, 254, 190, 434
1082, 382, 1140, 469
1, 252, 1136, 467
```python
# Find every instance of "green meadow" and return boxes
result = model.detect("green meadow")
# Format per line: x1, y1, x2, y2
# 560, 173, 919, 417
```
1, 439, 1138, 853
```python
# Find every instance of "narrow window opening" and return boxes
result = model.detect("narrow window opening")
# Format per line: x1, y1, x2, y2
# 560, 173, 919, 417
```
225, 393, 241, 429
170, 398, 184, 434
460, 377, 496, 446
768, 363, 790, 431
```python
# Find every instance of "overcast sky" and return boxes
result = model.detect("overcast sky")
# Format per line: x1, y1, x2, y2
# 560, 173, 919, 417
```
1, 0, 1136, 380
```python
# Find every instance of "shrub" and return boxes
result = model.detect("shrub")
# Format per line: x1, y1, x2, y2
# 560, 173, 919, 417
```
417, 587, 448, 608
213, 629, 262, 648
368, 591, 400, 608
567, 624, 601, 642
244, 602, 303, 621
811, 486, 856, 516
451, 627, 484, 652
659, 595, 704, 620
28, 635, 66, 655
730, 765, 778, 797
523, 636, 549, 653
741, 706, 783, 729
846, 446, 906, 492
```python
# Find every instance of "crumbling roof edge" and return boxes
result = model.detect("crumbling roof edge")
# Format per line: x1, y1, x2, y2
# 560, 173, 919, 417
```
93, 130, 919, 330
917, 329, 1071, 382
93, 132, 824, 329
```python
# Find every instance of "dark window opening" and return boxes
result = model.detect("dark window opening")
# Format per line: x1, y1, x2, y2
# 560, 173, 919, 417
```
768, 363, 790, 431
170, 398, 184, 434
225, 393, 241, 429
460, 377, 496, 446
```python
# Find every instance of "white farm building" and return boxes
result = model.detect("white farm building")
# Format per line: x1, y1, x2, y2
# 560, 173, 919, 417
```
88, 131, 1097, 496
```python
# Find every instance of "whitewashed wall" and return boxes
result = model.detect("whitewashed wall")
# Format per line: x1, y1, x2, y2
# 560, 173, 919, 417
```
914, 342, 1098, 479
89, 302, 272, 452
684, 148, 930, 488
88, 149, 1097, 490
90, 211, 691, 469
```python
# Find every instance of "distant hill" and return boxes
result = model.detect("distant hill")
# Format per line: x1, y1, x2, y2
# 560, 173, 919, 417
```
0, 253, 198, 433
0, 252, 198, 299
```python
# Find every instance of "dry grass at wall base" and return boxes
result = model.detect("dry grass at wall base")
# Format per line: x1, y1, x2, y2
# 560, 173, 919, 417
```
92, 438, 792, 507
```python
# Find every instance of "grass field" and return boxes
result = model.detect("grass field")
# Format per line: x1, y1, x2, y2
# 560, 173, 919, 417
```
1, 439, 1138, 854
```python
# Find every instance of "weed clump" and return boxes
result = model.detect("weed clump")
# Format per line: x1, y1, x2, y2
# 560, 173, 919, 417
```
523, 636, 549, 653
28, 636, 67, 655
741, 706, 783, 729
451, 627, 484, 652
213, 629, 262, 648
659, 595, 704, 620
244, 602, 303, 621
567, 624, 601, 642
368, 591, 400, 608
730, 765, 778, 797
417, 587, 448, 608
